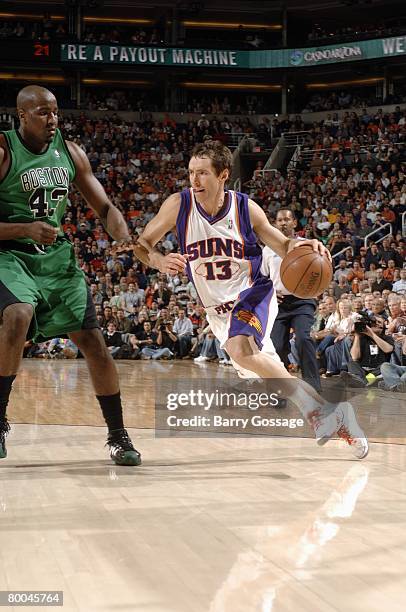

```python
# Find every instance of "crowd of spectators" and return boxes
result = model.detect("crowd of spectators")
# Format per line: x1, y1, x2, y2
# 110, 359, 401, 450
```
78, 89, 271, 115
82, 26, 162, 46
16, 105, 405, 390
181, 95, 271, 116
80, 89, 157, 113
0, 19, 159, 45
3, 15, 403, 48
302, 89, 406, 114
0, 17, 67, 42
0, 18, 273, 50
80, 24, 273, 50
245, 106, 406, 389
306, 21, 404, 43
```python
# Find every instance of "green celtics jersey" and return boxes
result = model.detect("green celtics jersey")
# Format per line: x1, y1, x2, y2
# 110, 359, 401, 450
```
0, 128, 75, 243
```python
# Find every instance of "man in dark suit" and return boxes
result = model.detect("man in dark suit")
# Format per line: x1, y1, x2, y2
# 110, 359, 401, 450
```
263, 209, 321, 392
371, 268, 392, 293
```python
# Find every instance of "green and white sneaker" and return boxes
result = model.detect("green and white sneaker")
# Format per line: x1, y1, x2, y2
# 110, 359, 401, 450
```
106, 428, 142, 466
0, 420, 10, 459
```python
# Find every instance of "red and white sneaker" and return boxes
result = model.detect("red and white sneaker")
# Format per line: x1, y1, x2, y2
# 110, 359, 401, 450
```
308, 403, 369, 459
335, 402, 369, 459
307, 407, 341, 446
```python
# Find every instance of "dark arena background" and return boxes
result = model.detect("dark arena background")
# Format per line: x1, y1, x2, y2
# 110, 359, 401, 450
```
0, 0, 405, 610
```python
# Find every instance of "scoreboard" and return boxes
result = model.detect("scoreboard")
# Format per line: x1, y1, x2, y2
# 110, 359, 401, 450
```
0, 40, 56, 64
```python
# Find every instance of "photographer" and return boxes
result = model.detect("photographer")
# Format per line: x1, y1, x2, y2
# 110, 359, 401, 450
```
156, 320, 177, 359
136, 321, 173, 360
340, 315, 394, 387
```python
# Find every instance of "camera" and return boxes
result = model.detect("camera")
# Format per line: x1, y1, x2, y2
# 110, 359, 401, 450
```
353, 313, 376, 333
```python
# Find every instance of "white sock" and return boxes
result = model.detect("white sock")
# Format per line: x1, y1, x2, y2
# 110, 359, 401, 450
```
289, 386, 324, 419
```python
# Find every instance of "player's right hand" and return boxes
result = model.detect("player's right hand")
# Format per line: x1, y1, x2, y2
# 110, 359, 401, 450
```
159, 253, 188, 275
27, 221, 59, 245
276, 290, 285, 304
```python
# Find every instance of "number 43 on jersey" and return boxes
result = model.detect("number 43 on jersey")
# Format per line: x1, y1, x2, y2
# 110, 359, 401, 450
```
28, 187, 68, 218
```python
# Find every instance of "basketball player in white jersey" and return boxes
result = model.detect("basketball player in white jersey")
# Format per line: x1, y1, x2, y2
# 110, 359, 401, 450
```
134, 141, 368, 459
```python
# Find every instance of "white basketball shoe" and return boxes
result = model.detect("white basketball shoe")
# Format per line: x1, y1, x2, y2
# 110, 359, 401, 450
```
309, 402, 369, 459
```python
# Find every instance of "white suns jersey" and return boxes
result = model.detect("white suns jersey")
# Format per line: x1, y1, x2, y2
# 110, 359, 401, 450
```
176, 188, 264, 313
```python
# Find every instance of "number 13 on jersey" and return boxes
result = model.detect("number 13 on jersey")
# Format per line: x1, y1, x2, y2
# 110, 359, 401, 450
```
196, 260, 239, 280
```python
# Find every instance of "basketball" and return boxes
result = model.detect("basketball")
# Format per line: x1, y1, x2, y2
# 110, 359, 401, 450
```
280, 245, 333, 298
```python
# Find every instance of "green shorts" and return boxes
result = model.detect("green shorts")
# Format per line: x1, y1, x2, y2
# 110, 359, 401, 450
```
0, 238, 98, 342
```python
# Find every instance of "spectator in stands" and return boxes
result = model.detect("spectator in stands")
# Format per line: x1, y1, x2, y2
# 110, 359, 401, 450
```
383, 260, 397, 283
194, 326, 218, 363
313, 297, 342, 369
365, 244, 382, 270
333, 275, 351, 300
311, 302, 329, 337
121, 282, 144, 314
174, 274, 197, 304
90, 283, 104, 306
173, 309, 194, 358
380, 334, 406, 392
372, 268, 393, 293
116, 308, 133, 334
333, 260, 350, 282
347, 261, 365, 292
153, 280, 172, 307
392, 268, 406, 294
324, 300, 357, 376
103, 321, 126, 359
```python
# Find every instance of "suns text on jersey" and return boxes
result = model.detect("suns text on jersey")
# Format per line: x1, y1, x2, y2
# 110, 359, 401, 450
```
186, 237, 244, 261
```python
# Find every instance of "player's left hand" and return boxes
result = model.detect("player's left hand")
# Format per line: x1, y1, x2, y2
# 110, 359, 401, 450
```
292, 239, 332, 262
111, 237, 134, 255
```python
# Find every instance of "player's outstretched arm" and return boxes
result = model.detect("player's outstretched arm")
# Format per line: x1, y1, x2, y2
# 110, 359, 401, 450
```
248, 200, 331, 260
67, 141, 130, 243
137, 193, 187, 275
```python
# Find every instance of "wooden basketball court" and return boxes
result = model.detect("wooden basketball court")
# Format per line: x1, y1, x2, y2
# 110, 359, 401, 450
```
1, 359, 405, 611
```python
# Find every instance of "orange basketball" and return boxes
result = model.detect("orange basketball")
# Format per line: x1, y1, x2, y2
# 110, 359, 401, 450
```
280, 245, 333, 299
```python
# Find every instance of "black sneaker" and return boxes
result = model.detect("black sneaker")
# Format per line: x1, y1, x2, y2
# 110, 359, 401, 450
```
106, 428, 142, 466
340, 371, 366, 388
0, 420, 10, 459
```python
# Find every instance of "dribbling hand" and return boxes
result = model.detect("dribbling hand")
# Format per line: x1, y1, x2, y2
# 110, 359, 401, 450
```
292, 239, 332, 261
27, 221, 59, 245
159, 253, 188, 275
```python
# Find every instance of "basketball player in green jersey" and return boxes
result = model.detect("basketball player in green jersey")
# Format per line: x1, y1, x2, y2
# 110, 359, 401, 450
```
0, 85, 141, 466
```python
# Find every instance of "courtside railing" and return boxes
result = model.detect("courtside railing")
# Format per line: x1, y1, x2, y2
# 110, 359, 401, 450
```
253, 169, 280, 179
281, 131, 310, 147
332, 246, 353, 267
364, 223, 392, 247
288, 142, 405, 171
